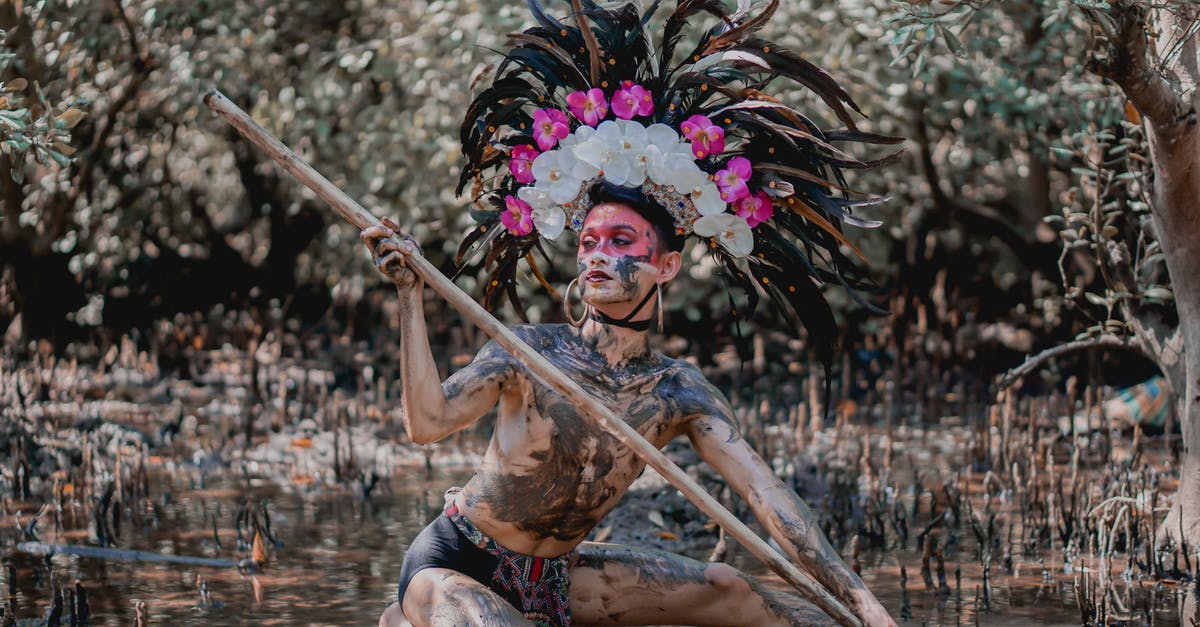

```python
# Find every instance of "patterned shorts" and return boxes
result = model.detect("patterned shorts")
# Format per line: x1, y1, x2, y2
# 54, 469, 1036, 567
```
397, 488, 572, 627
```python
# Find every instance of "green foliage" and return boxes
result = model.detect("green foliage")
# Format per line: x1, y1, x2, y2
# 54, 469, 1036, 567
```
0, 0, 1177, 365
0, 29, 86, 181
879, 0, 1189, 366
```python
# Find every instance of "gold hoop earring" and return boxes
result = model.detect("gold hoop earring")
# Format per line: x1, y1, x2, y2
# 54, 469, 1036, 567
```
656, 282, 664, 333
563, 277, 590, 327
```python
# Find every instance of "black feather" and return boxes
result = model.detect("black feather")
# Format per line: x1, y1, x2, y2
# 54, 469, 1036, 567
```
732, 38, 863, 128
661, 0, 730, 81
825, 129, 906, 145
527, 0, 568, 32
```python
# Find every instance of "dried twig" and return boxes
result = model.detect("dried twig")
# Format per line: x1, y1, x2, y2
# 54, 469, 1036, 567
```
996, 334, 1142, 390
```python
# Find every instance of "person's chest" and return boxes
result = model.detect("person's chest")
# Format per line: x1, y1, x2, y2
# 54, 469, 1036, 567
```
490, 367, 682, 472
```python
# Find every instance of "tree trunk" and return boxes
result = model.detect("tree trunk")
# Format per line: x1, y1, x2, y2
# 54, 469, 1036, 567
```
1148, 117, 1200, 547
1092, 2, 1200, 547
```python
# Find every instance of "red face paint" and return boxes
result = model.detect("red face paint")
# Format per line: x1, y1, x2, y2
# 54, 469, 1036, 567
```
577, 203, 659, 264
576, 203, 664, 306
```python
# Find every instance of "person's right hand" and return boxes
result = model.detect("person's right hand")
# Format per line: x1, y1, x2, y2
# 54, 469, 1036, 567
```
360, 217, 422, 291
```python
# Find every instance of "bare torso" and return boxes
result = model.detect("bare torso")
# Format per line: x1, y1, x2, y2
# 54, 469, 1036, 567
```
454, 323, 722, 557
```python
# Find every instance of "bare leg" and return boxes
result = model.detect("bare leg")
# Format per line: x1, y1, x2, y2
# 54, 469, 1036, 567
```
568, 542, 834, 627
379, 602, 413, 627
398, 567, 535, 627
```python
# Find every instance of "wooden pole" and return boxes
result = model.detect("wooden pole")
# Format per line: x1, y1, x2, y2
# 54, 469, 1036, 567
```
202, 88, 862, 627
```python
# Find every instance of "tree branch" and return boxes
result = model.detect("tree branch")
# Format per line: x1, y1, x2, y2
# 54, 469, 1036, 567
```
0, 2, 45, 81
34, 3, 158, 255
0, 153, 25, 243
110, 0, 141, 63
997, 334, 1146, 391
1089, 2, 1194, 131
1105, 238, 1186, 389
913, 112, 1058, 273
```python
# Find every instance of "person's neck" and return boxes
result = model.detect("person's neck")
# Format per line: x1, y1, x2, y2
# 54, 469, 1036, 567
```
578, 314, 652, 366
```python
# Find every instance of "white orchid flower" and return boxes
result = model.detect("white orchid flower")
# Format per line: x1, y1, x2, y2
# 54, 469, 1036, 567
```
646, 148, 704, 191
531, 206, 567, 239
688, 179, 727, 216
559, 125, 594, 152
645, 123, 681, 146
517, 185, 555, 211
693, 213, 754, 257
596, 119, 650, 185
570, 153, 602, 180
532, 150, 585, 204
573, 131, 635, 186
642, 144, 669, 182
559, 127, 602, 181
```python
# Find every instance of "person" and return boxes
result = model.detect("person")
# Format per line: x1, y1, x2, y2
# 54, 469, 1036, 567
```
363, 184, 893, 627
365, 0, 900, 623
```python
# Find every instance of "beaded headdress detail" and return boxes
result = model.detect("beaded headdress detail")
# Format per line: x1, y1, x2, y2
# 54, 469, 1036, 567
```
456, 0, 900, 371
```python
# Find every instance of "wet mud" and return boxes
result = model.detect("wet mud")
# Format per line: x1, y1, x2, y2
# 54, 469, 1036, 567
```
0, 343, 1188, 625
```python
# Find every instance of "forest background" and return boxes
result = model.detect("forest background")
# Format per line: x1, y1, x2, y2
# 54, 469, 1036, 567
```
3, 0, 1200, 623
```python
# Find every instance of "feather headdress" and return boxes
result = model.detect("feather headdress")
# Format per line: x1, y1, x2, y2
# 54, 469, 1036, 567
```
456, 0, 900, 374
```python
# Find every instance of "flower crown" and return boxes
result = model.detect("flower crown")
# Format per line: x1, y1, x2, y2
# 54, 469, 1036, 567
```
456, 0, 900, 373
503, 82, 771, 257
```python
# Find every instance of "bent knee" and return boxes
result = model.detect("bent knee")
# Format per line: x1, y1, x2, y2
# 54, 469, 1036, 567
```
380, 602, 412, 627
704, 562, 752, 595
404, 568, 489, 615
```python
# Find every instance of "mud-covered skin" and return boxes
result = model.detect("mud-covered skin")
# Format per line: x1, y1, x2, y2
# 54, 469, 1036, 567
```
459, 323, 724, 549
412, 569, 534, 627
569, 543, 834, 626
364, 206, 892, 625
577, 204, 660, 309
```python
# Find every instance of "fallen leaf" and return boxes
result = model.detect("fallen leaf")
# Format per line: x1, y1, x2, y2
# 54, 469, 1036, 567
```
252, 528, 268, 565
1125, 101, 1141, 125
56, 107, 84, 129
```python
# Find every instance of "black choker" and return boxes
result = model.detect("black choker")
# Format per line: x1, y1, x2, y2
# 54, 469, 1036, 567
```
590, 311, 653, 331
589, 285, 657, 331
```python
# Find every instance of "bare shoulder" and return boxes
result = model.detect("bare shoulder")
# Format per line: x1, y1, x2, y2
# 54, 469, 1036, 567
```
653, 357, 738, 427
444, 324, 563, 390
473, 323, 564, 360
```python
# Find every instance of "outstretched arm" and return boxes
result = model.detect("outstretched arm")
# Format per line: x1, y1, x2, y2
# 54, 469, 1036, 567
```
361, 221, 513, 443
685, 386, 893, 626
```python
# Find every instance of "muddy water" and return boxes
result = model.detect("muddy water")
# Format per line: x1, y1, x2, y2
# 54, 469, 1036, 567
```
0, 356, 1187, 625
4, 467, 472, 626
3, 460, 1181, 626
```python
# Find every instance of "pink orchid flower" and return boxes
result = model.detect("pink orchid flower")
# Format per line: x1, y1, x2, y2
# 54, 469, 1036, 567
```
734, 190, 774, 228
679, 114, 725, 159
611, 81, 654, 120
566, 88, 609, 127
715, 156, 752, 203
508, 144, 539, 184
501, 195, 534, 236
532, 108, 570, 151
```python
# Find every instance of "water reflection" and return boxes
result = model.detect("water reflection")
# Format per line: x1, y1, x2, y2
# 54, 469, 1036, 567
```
6, 467, 473, 626
5, 462, 1188, 625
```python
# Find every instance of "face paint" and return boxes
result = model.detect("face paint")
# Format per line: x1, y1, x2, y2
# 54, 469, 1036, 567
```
576, 203, 662, 305
577, 204, 659, 262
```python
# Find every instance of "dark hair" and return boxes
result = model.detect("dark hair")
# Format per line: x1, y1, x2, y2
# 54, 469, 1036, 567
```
586, 181, 685, 252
